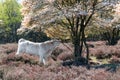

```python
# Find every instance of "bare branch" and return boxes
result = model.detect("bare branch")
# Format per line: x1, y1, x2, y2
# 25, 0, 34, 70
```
84, 0, 97, 27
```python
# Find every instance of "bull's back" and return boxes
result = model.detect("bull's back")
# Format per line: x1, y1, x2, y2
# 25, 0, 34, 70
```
26, 42, 41, 55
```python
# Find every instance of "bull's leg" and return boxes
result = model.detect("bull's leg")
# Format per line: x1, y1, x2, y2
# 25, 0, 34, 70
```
16, 46, 24, 55
39, 56, 43, 63
43, 58, 46, 65
39, 56, 47, 65
16, 46, 20, 55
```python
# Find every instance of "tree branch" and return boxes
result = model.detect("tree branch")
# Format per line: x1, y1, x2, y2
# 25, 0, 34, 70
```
65, 16, 75, 36
84, 0, 97, 27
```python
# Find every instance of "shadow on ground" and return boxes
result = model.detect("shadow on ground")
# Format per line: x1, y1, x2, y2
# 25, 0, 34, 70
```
91, 63, 120, 72
62, 59, 120, 72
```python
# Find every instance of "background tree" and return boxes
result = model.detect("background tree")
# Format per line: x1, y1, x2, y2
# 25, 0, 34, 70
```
0, 20, 6, 43
94, 1, 120, 45
0, 0, 22, 43
85, 1, 120, 42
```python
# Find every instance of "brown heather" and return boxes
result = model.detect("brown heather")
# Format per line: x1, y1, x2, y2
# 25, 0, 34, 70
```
0, 41, 120, 80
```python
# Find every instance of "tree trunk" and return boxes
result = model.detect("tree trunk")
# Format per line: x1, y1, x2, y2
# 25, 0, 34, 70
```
73, 35, 83, 60
74, 44, 81, 58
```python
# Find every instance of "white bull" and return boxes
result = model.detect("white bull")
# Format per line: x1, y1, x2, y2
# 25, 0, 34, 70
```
16, 38, 61, 65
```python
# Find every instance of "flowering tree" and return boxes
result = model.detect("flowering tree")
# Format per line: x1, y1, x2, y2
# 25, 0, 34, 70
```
19, 0, 53, 31
20, 0, 120, 64
50, 0, 120, 63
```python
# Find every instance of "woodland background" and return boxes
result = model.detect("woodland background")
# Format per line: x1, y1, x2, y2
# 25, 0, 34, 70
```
0, 0, 120, 80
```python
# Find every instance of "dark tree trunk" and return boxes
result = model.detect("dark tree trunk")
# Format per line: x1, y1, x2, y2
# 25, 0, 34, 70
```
74, 43, 81, 58
104, 28, 120, 45
72, 25, 88, 63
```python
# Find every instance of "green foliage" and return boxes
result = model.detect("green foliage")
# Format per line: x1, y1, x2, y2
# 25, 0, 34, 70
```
0, 0, 21, 24
0, 0, 22, 43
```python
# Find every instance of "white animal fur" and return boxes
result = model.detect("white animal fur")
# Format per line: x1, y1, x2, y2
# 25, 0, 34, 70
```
16, 38, 61, 65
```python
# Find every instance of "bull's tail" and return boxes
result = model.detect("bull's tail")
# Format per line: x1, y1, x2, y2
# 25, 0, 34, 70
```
18, 38, 26, 43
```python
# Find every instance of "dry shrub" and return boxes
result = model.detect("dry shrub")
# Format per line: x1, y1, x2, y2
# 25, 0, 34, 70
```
2, 53, 39, 65
1, 42, 120, 80
87, 41, 106, 47
0, 43, 17, 54
52, 43, 74, 61
0, 63, 119, 80
57, 52, 74, 61
111, 68, 120, 80
110, 56, 120, 63
89, 41, 120, 59
0, 43, 18, 65
4, 67, 29, 80
111, 46, 120, 58
51, 47, 63, 61
45, 65, 90, 80
0, 65, 44, 80
91, 69, 112, 80
90, 46, 112, 59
